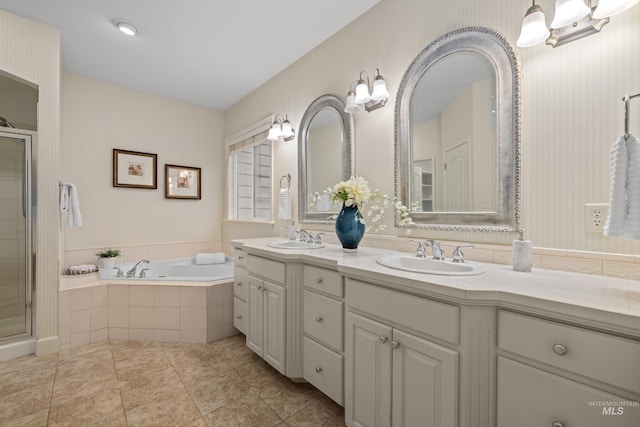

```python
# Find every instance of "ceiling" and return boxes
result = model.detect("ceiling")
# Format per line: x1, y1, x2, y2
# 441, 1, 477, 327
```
0, 0, 380, 111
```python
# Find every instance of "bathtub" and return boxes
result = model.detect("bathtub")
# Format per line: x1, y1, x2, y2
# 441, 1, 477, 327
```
98, 256, 234, 282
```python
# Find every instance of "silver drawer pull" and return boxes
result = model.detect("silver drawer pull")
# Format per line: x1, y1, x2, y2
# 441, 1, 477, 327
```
314, 276, 323, 284
315, 366, 323, 373
235, 282, 242, 286
236, 315, 242, 320
379, 335, 388, 344
553, 344, 568, 356
552, 421, 565, 427
390, 340, 400, 349
315, 316, 323, 323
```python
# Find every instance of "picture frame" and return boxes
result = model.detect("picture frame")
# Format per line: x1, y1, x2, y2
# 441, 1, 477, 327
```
165, 164, 201, 200
113, 149, 157, 189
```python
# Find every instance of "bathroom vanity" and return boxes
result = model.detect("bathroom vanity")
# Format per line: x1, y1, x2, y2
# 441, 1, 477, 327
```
231, 238, 640, 427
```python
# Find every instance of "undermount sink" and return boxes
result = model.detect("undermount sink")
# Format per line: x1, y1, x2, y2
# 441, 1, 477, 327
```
376, 255, 484, 276
268, 240, 326, 250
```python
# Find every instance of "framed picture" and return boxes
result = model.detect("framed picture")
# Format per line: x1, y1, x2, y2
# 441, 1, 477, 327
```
113, 149, 157, 189
165, 164, 201, 200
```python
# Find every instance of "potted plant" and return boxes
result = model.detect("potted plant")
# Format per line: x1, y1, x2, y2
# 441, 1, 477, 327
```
95, 248, 121, 270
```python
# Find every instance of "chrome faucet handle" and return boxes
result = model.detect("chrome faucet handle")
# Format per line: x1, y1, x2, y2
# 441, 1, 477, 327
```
424, 240, 445, 260
313, 232, 325, 244
409, 239, 426, 258
139, 268, 149, 278
452, 244, 474, 263
113, 267, 124, 278
298, 229, 312, 243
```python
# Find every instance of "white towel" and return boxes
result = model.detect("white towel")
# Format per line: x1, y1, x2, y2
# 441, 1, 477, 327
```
195, 252, 226, 265
604, 133, 640, 239
279, 188, 291, 219
59, 183, 83, 227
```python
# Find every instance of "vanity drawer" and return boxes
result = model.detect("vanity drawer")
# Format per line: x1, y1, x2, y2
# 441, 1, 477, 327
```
304, 336, 344, 406
304, 265, 343, 297
233, 297, 247, 334
304, 290, 343, 351
346, 278, 459, 345
234, 249, 247, 268
499, 311, 640, 394
246, 254, 286, 285
498, 357, 640, 427
233, 266, 248, 301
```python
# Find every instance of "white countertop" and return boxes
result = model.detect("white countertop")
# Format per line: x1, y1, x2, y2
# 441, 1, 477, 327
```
232, 238, 640, 336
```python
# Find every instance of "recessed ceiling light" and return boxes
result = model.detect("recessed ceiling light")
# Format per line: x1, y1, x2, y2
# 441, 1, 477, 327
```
112, 18, 137, 36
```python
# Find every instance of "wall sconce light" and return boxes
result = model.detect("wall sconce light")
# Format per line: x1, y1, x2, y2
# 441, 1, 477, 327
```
267, 114, 295, 141
344, 69, 389, 113
516, 0, 638, 48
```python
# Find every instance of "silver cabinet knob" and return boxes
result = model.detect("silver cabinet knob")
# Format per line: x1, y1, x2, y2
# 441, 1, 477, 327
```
236, 315, 242, 319
315, 366, 323, 373
553, 344, 568, 356
379, 335, 388, 344
390, 340, 400, 349
315, 315, 323, 323
235, 282, 242, 286
552, 421, 565, 427
314, 276, 323, 284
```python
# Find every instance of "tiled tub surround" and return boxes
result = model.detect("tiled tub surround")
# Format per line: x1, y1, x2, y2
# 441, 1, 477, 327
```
59, 280, 236, 350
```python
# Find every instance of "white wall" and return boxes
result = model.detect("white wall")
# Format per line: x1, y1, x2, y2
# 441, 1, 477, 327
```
223, 0, 640, 255
62, 73, 225, 251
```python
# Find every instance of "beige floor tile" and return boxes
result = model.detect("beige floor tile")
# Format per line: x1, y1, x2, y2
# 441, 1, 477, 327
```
283, 395, 346, 426
202, 392, 281, 427
0, 381, 54, 425
48, 386, 123, 427
124, 392, 202, 427
233, 357, 288, 389
184, 368, 252, 414
88, 409, 128, 427
119, 366, 185, 411
112, 346, 172, 380
260, 381, 324, 419
0, 407, 49, 427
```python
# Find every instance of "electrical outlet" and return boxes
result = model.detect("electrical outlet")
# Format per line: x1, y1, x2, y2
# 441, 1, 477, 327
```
584, 203, 609, 232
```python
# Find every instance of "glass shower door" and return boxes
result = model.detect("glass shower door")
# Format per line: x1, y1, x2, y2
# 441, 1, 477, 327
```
0, 132, 32, 341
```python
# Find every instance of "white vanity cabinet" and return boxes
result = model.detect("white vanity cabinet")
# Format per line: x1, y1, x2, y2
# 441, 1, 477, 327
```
497, 310, 640, 426
245, 254, 287, 375
345, 278, 460, 427
302, 264, 345, 405
232, 248, 248, 334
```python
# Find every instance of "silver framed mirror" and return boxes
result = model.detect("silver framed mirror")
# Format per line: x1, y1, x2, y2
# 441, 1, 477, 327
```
395, 27, 521, 232
299, 94, 354, 223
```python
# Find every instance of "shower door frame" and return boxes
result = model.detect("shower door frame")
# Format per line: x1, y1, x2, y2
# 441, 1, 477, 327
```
0, 129, 36, 343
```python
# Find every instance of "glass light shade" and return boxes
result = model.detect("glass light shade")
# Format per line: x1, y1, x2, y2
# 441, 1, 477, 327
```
550, 0, 591, 28
593, 0, 640, 18
344, 92, 361, 113
267, 123, 281, 141
281, 119, 293, 138
116, 22, 137, 36
354, 80, 371, 104
371, 77, 390, 101
516, 5, 550, 47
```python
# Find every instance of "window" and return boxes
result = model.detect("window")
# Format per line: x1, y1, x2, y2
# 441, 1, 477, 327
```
227, 120, 272, 220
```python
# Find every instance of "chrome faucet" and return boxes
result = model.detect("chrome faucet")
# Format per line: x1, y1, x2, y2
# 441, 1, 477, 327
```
409, 239, 427, 258
313, 232, 325, 244
127, 259, 149, 278
452, 244, 474, 263
424, 240, 445, 260
297, 229, 313, 243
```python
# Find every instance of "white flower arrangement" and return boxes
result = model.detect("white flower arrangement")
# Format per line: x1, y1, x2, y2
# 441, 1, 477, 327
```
327, 176, 415, 233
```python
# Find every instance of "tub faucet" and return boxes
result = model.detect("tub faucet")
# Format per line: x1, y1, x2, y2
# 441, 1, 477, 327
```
424, 240, 445, 260
127, 260, 149, 278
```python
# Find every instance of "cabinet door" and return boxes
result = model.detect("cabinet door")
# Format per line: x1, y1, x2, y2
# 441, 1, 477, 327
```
246, 276, 263, 357
346, 312, 393, 427
392, 329, 458, 427
262, 280, 286, 375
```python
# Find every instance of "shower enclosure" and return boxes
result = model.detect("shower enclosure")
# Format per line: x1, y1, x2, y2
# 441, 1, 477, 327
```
0, 130, 33, 343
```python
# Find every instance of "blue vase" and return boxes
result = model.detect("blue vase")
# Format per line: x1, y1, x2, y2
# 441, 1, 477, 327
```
335, 203, 365, 252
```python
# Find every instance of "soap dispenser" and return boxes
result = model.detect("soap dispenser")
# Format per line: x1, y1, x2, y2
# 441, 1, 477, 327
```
512, 229, 532, 272
288, 220, 297, 240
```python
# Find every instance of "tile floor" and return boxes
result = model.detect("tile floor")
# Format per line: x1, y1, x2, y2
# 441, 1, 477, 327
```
0, 334, 346, 426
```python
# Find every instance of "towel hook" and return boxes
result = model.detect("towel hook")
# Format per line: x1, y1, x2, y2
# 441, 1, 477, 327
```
280, 174, 291, 189
623, 93, 640, 138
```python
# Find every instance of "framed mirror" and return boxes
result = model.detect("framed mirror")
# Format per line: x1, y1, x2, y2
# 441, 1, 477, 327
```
395, 27, 521, 232
299, 94, 353, 223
